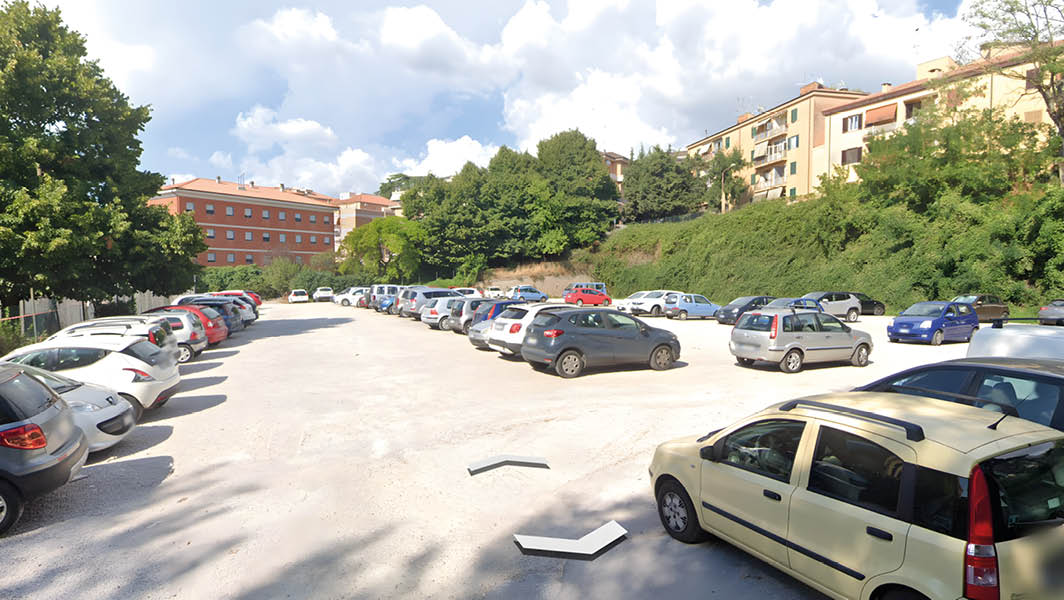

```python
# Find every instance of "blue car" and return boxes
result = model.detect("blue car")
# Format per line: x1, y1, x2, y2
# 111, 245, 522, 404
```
887, 301, 979, 345
663, 293, 721, 320
510, 285, 549, 302
472, 300, 523, 325
764, 297, 823, 312
376, 295, 396, 313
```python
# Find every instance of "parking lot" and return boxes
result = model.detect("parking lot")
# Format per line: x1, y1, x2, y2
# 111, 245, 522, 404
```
0, 301, 970, 599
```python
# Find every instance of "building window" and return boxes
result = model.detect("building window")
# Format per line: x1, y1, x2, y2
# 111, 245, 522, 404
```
184, 201, 194, 212
226, 230, 234, 240
245, 254, 254, 264
245, 232, 252, 241
294, 213, 302, 222
226, 206, 234, 216
279, 233, 286, 243
841, 147, 863, 166
789, 161, 797, 175
725, 137, 730, 149
310, 214, 317, 223
1027, 68, 1040, 90
227, 253, 235, 263
244, 208, 252, 218
310, 235, 317, 244
789, 187, 797, 198
324, 215, 331, 224
279, 211, 286, 221
206, 252, 216, 263
324, 236, 331, 245
790, 108, 798, 123
750, 174, 757, 185
787, 135, 800, 150
905, 101, 922, 120
295, 256, 303, 264
205, 203, 215, 214
842, 114, 863, 133
206, 228, 215, 239
262, 232, 270, 242
750, 150, 755, 161
295, 234, 302, 243
262, 209, 270, 219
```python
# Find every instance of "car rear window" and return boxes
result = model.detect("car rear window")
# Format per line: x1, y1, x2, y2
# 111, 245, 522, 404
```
0, 372, 57, 425
425, 291, 458, 299
736, 313, 774, 331
728, 296, 756, 305
982, 440, 1064, 542
200, 307, 221, 320
531, 313, 559, 327
499, 308, 528, 320
122, 340, 162, 366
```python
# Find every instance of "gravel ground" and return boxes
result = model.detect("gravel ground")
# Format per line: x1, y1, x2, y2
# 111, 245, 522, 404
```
0, 302, 969, 599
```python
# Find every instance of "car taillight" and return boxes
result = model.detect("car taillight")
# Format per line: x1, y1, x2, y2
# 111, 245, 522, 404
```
0, 424, 46, 450
148, 331, 157, 344
124, 368, 156, 383
204, 318, 214, 328
190, 331, 200, 340
770, 315, 778, 339
965, 465, 999, 600
430, 309, 437, 316
544, 329, 563, 338
509, 323, 522, 334
1042, 307, 1048, 311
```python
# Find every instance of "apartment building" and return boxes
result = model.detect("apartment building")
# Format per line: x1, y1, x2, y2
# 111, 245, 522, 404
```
686, 82, 867, 211
149, 177, 339, 266
331, 192, 402, 250
824, 46, 1053, 179
602, 151, 629, 195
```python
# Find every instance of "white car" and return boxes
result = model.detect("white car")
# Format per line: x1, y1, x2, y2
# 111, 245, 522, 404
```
312, 287, 334, 301
625, 289, 684, 316
13, 363, 136, 452
484, 286, 504, 299
968, 323, 1064, 359
487, 303, 564, 355
333, 287, 368, 306
453, 287, 483, 297
288, 289, 310, 303
613, 290, 652, 313
50, 317, 181, 363
1, 336, 181, 420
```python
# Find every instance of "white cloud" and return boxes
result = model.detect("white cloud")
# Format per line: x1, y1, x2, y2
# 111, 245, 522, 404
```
167, 147, 193, 160
232, 106, 338, 154
249, 8, 340, 44
395, 136, 500, 177
240, 147, 381, 197
167, 173, 196, 185
208, 151, 233, 170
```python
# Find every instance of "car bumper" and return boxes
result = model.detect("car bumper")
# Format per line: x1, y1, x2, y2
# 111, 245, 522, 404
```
5, 433, 88, 498
422, 314, 444, 325
130, 373, 181, 409
717, 314, 739, 324
487, 339, 522, 354
887, 327, 934, 342
190, 337, 209, 353
75, 404, 135, 452
729, 341, 784, 362
520, 343, 556, 364
469, 333, 490, 348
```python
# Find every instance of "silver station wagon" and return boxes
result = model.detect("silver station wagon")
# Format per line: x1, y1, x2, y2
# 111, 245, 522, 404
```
729, 308, 873, 373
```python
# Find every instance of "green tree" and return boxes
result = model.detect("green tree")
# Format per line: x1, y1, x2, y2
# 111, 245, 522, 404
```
339, 216, 423, 282
536, 129, 619, 202
698, 149, 750, 213
621, 146, 705, 220
261, 258, 302, 297
0, 2, 205, 309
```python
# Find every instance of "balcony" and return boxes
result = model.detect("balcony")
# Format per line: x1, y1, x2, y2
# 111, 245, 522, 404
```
753, 146, 787, 166
754, 175, 787, 191
863, 121, 900, 140
753, 122, 787, 141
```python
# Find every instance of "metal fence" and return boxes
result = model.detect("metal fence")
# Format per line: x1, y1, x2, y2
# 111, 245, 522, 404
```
3, 291, 176, 338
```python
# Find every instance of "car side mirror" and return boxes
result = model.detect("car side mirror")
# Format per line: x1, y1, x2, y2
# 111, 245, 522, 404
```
700, 438, 726, 461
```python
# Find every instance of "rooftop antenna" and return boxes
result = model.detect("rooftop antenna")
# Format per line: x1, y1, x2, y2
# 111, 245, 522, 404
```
237, 172, 246, 190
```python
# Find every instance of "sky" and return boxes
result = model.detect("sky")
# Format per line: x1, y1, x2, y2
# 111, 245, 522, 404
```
47, 0, 974, 197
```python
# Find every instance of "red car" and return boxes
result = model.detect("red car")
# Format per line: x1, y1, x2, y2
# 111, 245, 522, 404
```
146, 305, 229, 345
213, 290, 260, 306
563, 287, 612, 306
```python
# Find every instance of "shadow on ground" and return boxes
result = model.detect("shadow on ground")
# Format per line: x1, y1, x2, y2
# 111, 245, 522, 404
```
179, 361, 222, 376
88, 424, 173, 464
141, 394, 226, 423
219, 317, 353, 347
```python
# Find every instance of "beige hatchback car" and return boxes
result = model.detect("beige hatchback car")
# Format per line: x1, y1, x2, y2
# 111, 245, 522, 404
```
649, 392, 1064, 600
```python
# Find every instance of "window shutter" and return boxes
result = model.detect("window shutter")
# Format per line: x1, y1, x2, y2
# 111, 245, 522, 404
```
751, 150, 754, 161
791, 108, 798, 123
792, 135, 799, 149
725, 137, 730, 148
789, 188, 796, 198
751, 126, 756, 138
790, 161, 797, 175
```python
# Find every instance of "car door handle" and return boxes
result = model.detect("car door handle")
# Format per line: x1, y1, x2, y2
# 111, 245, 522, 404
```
866, 527, 893, 541
763, 489, 781, 502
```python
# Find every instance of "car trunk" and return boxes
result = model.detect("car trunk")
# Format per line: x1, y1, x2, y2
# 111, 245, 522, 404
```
0, 372, 78, 456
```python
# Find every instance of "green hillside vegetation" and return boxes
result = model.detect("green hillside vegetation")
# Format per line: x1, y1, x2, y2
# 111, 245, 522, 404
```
580, 98, 1064, 312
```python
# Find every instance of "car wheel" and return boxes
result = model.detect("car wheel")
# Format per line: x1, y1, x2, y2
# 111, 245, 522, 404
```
462, 322, 471, 335
604, 299, 610, 306
176, 344, 193, 364
874, 305, 885, 316
737, 357, 755, 367
650, 345, 674, 370
555, 350, 584, 378
966, 326, 978, 342
846, 308, 859, 322
120, 393, 145, 422
576, 299, 584, 306
656, 479, 707, 543
851, 344, 870, 367
931, 329, 944, 346
341, 299, 350, 306
651, 305, 661, 317
678, 310, 688, 321
0, 479, 24, 536
780, 349, 803, 373
889, 337, 899, 343
1002, 310, 1010, 320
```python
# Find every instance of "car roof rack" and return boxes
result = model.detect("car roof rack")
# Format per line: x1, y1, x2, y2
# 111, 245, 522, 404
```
779, 399, 925, 442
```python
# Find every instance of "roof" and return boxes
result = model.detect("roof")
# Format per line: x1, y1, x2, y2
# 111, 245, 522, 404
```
601, 151, 629, 162
157, 178, 339, 207
935, 356, 1064, 378
333, 193, 397, 207
5, 335, 141, 355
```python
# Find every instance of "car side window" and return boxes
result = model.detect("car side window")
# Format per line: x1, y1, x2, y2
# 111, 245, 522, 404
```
912, 466, 968, 540
957, 304, 973, 316
809, 427, 904, 516
11, 349, 54, 370
816, 314, 846, 332
569, 312, 606, 329
794, 313, 819, 332
973, 372, 1062, 427
53, 348, 108, 371
694, 295, 709, 304
605, 312, 640, 330
945, 306, 957, 317
883, 369, 974, 402
720, 419, 806, 482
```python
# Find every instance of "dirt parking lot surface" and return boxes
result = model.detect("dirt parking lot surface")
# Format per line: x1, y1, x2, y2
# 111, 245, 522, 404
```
0, 302, 970, 599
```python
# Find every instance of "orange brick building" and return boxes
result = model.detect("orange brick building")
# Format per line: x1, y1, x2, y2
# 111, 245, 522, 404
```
149, 177, 339, 266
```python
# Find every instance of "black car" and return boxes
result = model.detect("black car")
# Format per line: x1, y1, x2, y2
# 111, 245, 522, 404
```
848, 292, 886, 316
520, 308, 681, 378
716, 296, 775, 325
855, 357, 1064, 430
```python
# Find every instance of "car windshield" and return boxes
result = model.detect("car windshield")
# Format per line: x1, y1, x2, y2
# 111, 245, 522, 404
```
801, 292, 822, 299
13, 363, 81, 394
728, 296, 756, 305
953, 295, 978, 304
626, 292, 647, 299
766, 298, 797, 307
736, 313, 774, 332
983, 440, 1064, 542
901, 303, 945, 317
1051, 300, 1064, 307
498, 308, 528, 320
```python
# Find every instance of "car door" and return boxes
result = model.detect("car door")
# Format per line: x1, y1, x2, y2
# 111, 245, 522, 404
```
692, 295, 712, 318
790, 313, 827, 360
602, 311, 647, 364
786, 423, 914, 600
567, 311, 614, 365
941, 304, 965, 340
814, 313, 853, 361
700, 419, 809, 569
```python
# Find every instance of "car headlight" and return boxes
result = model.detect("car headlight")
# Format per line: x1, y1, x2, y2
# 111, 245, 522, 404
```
919, 320, 933, 329
888, 319, 895, 327
66, 399, 101, 412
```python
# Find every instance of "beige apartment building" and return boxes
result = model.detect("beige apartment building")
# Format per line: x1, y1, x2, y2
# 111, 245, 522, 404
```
686, 82, 867, 211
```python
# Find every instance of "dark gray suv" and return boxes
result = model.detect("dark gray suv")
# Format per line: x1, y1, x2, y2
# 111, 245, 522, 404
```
0, 365, 88, 534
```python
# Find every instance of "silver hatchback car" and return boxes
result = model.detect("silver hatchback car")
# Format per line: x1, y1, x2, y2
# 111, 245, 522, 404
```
729, 308, 873, 373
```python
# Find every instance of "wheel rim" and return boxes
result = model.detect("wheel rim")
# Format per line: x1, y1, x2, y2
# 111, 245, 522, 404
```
654, 347, 672, 368
679, 311, 687, 320
577, 300, 583, 306
857, 346, 868, 364
342, 300, 350, 306
661, 491, 688, 532
786, 353, 801, 371
178, 346, 192, 363
849, 310, 858, 322
560, 353, 581, 375
933, 331, 943, 344
652, 306, 660, 316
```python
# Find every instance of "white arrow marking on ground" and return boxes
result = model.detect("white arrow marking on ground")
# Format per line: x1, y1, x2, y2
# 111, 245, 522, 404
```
513, 520, 628, 555
467, 455, 549, 475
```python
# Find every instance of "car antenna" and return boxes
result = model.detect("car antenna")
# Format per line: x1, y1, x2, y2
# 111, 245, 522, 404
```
987, 412, 1009, 430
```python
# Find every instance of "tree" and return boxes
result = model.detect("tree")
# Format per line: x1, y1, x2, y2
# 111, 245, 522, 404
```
339, 216, 423, 282
697, 149, 749, 213
621, 146, 704, 221
965, 0, 1064, 181
536, 129, 619, 202
0, 2, 205, 309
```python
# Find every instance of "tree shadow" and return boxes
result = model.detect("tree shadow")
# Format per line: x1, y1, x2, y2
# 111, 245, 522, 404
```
200, 349, 239, 359
179, 375, 228, 393
141, 394, 226, 422
179, 361, 222, 376
87, 424, 173, 463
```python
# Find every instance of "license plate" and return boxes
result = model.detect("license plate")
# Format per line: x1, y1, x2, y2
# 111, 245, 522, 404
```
488, 343, 505, 352
527, 337, 536, 345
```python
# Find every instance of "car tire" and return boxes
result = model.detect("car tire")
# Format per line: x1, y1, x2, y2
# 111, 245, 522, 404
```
651, 305, 661, 317
576, 299, 584, 306
780, 349, 803, 373
650, 345, 675, 370
555, 350, 584, 378
1002, 310, 1010, 321
604, 299, 610, 306
931, 329, 944, 346
846, 308, 859, 322
0, 479, 25, 536
737, 357, 755, 367
874, 305, 885, 316
851, 344, 870, 367
341, 299, 350, 306
462, 322, 471, 335
965, 326, 978, 342
889, 337, 899, 343
678, 310, 688, 321
177, 344, 193, 364
656, 479, 707, 543
119, 393, 145, 422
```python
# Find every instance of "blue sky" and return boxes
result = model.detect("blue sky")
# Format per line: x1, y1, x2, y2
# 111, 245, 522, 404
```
51, 0, 973, 197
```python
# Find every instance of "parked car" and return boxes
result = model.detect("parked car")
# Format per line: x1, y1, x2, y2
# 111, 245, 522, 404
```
563, 287, 612, 306
1039, 299, 1064, 325
146, 305, 228, 346
802, 291, 862, 322
178, 298, 244, 335
452, 287, 482, 298
562, 282, 608, 296
51, 316, 180, 363
470, 299, 522, 327
221, 289, 262, 306
420, 298, 457, 330
397, 288, 460, 319
312, 287, 334, 302
848, 291, 886, 316
613, 291, 652, 314
649, 391, 1064, 600
2, 337, 180, 421
0, 364, 88, 535
764, 297, 823, 312
716, 296, 775, 325
967, 323, 1064, 361
952, 294, 1009, 322
377, 295, 397, 314
508, 285, 549, 302
520, 308, 680, 377
137, 311, 208, 363
288, 289, 309, 303
216, 294, 258, 321
730, 308, 872, 373
487, 303, 566, 355
887, 301, 979, 345
484, 286, 505, 299
210, 291, 260, 314
856, 357, 1064, 430
468, 319, 494, 349
664, 293, 722, 320
442, 297, 492, 333
369, 284, 401, 309
625, 290, 685, 317
13, 363, 135, 452
333, 287, 368, 306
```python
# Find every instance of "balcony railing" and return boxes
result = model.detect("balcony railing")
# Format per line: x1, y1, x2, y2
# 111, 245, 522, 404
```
754, 175, 787, 191
754, 147, 787, 165
753, 122, 787, 141
863, 121, 900, 140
